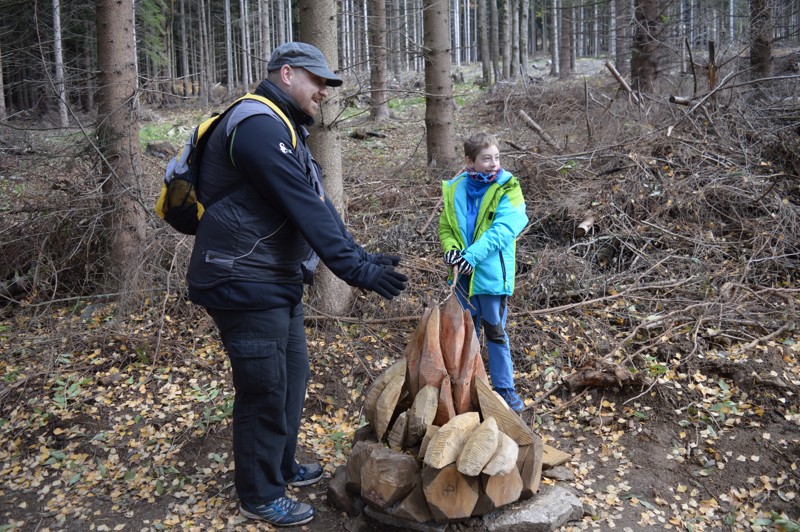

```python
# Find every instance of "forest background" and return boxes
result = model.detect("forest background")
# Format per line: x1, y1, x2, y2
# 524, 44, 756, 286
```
1, 0, 799, 530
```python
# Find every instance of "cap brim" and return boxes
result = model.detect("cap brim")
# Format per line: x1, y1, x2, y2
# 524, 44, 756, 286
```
305, 65, 343, 87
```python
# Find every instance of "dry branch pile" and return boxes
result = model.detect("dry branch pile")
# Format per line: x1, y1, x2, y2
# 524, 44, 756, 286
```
339, 296, 545, 525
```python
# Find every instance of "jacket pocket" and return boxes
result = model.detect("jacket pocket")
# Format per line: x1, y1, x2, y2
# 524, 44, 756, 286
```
204, 250, 235, 268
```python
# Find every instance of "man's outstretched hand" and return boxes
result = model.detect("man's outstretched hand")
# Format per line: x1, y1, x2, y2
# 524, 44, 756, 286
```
371, 266, 408, 300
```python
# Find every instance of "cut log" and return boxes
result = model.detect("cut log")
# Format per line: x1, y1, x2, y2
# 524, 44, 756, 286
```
433, 377, 456, 426
327, 465, 362, 517
469, 317, 490, 410
406, 385, 438, 447
472, 467, 523, 515
423, 411, 480, 469
387, 411, 408, 450
418, 424, 439, 460
346, 440, 382, 493
474, 378, 533, 445
418, 306, 447, 389
453, 314, 478, 414
405, 307, 432, 397
542, 444, 572, 468
439, 295, 465, 377
421, 464, 480, 523
516, 432, 544, 500
361, 446, 421, 509
388, 480, 432, 524
456, 417, 499, 476
364, 359, 406, 430
482, 431, 519, 476
374, 372, 405, 441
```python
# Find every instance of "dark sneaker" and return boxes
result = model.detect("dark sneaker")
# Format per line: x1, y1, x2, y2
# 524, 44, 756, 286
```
496, 388, 525, 413
287, 463, 324, 487
240, 496, 315, 527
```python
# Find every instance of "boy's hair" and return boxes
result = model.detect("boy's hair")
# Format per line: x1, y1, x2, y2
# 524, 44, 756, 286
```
464, 133, 500, 162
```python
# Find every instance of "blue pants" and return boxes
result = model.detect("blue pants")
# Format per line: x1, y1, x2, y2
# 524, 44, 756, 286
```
208, 304, 310, 505
454, 276, 515, 390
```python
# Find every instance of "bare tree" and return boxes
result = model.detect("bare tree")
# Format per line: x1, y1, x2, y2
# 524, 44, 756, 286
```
423, 0, 456, 169
478, 0, 492, 84
225, 0, 234, 96
368, 0, 390, 121
630, 0, 662, 93
239, 0, 251, 89
0, 40, 5, 121
298, 0, 353, 314
749, 0, 773, 79
95, 0, 147, 300
490, 0, 501, 81
52, 0, 68, 127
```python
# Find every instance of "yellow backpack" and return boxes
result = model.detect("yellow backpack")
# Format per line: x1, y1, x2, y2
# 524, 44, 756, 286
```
154, 94, 296, 235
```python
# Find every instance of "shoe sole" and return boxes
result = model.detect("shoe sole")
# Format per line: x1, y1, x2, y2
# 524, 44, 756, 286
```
240, 507, 315, 527
287, 473, 323, 487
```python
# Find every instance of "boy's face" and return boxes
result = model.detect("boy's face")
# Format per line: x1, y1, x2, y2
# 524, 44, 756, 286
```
467, 145, 500, 174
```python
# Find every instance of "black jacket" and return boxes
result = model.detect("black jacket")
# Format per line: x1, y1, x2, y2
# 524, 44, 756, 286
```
187, 80, 383, 310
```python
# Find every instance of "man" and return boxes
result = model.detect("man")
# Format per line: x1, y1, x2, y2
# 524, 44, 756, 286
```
187, 42, 407, 526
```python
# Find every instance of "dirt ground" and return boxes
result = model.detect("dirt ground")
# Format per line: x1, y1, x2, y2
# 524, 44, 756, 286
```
1, 59, 799, 531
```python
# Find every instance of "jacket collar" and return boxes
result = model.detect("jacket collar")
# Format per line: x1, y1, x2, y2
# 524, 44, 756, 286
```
254, 79, 315, 128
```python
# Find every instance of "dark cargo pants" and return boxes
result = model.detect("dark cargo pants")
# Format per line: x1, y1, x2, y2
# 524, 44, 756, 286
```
208, 304, 310, 505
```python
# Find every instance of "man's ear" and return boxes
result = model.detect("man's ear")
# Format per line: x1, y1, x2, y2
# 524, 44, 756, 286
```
279, 64, 294, 85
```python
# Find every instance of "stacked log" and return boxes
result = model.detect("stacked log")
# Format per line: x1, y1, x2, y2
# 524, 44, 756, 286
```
349, 297, 545, 525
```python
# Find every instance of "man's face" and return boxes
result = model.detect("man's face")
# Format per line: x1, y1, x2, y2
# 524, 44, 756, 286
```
468, 145, 500, 174
285, 66, 330, 117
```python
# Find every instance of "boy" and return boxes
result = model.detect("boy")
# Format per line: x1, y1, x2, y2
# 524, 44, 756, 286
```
438, 132, 529, 412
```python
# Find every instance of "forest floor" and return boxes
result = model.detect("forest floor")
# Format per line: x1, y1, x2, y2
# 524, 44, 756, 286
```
1, 58, 799, 532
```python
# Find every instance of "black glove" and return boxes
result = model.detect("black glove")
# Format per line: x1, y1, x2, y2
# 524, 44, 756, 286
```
453, 253, 474, 276
371, 253, 402, 267
371, 266, 408, 300
444, 250, 461, 265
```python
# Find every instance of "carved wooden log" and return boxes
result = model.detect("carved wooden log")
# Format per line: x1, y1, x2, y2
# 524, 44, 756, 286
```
361, 446, 422, 509
439, 295, 465, 377
424, 412, 480, 469
404, 307, 431, 397
422, 464, 480, 523
374, 372, 405, 441
389, 480, 432, 524
346, 440, 381, 493
456, 416, 499, 476
482, 431, 519, 476
433, 377, 456, 426
364, 359, 406, 430
453, 313, 479, 414
516, 433, 544, 500
475, 377, 533, 445
406, 385, 438, 447
418, 424, 439, 460
418, 305, 448, 389
472, 467, 523, 515
387, 411, 408, 450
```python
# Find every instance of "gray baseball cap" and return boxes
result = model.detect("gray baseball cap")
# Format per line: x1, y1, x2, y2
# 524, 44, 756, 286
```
267, 42, 343, 87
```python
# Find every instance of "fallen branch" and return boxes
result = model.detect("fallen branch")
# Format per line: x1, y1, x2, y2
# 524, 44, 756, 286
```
605, 61, 640, 104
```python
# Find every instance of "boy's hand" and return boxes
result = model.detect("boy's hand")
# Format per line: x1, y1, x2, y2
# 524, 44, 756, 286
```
444, 250, 461, 265
452, 253, 474, 276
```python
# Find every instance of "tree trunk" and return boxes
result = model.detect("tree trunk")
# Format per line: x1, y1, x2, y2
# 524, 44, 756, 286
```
298, 0, 353, 315
368, 0, 390, 121
239, 0, 251, 90
749, 0, 773, 79
630, 0, 661, 93
0, 40, 5, 121
502, 0, 512, 78
198, 0, 210, 106
511, 0, 520, 78
52, 0, 68, 127
550, 0, 560, 76
520, 0, 530, 76
180, 0, 190, 96
615, 0, 632, 75
478, 0, 492, 85
95, 0, 147, 302
423, 0, 456, 170
259, 0, 271, 80
490, 0, 501, 82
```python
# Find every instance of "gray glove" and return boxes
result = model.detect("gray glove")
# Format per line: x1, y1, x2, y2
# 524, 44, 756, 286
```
371, 266, 408, 300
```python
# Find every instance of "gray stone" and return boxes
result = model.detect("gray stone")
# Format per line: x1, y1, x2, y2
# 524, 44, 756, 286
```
483, 484, 583, 531
542, 466, 575, 482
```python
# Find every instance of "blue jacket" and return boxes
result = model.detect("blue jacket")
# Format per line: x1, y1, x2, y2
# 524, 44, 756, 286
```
439, 169, 528, 297
187, 80, 384, 310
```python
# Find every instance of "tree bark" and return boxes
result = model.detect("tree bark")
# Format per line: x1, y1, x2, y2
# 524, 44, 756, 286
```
52, 0, 68, 127
95, 0, 147, 302
423, 0, 456, 170
478, 0, 492, 85
368, 0, 390, 121
0, 41, 6, 121
749, 0, 773, 79
630, 0, 662, 93
298, 0, 354, 315
490, 0, 501, 82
